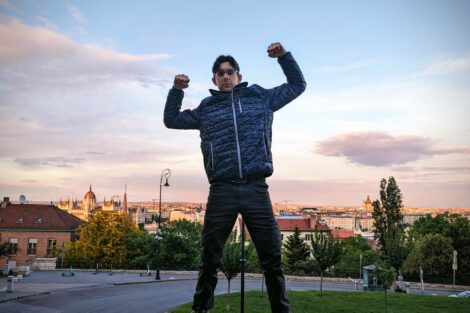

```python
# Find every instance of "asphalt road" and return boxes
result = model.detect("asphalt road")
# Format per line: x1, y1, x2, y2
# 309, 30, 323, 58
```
0, 271, 462, 313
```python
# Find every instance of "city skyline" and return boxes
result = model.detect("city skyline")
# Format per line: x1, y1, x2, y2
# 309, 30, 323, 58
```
1, 1, 470, 207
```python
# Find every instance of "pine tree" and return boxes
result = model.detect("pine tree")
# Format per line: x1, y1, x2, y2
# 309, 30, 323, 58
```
283, 226, 310, 273
372, 177, 407, 270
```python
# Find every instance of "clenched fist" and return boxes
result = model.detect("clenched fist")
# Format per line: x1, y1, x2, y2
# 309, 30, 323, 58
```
173, 74, 190, 90
267, 42, 286, 58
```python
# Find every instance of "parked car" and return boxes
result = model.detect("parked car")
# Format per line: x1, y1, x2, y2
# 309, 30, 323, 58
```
448, 291, 470, 298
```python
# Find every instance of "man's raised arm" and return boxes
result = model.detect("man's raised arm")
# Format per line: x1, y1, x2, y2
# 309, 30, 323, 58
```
266, 42, 307, 112
163, 74, 200, 130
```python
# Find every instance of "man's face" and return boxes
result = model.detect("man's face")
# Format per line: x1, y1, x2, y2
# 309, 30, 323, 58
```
212, 62, 242, 92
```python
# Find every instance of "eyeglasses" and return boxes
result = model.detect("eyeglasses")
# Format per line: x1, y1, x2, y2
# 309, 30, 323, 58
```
215, 69, 238, 77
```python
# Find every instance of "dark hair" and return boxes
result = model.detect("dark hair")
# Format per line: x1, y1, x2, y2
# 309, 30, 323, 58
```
212, 55, 240, 74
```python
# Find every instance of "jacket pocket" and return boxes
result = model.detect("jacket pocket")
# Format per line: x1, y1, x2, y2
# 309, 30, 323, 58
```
202, 140, 215, 172
262, 131, 268, 158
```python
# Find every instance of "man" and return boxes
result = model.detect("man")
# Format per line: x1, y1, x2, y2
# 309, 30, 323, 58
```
164, 42, 306, 313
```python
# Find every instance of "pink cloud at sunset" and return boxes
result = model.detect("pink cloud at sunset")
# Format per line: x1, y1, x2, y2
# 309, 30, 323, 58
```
315, 131, 470, 166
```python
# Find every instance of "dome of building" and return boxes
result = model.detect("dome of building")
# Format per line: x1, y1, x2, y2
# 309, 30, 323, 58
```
84, 185, 96, 202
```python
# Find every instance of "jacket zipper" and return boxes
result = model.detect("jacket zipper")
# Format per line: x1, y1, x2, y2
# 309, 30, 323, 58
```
231, 90, 243, 178
238, 98, 242, 113
262, 132, 268, 158
209, 142, 214, 170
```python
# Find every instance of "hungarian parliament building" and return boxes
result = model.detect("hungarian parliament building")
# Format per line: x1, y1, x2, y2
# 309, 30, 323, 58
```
57, 185, 128, 221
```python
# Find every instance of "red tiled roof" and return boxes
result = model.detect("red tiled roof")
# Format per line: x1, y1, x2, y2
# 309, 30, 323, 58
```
277, 218, 311, 231
331, 229, 355, 239
0, 204, 84, 231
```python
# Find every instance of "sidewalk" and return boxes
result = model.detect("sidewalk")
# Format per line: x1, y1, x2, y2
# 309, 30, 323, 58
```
0, 270, 197, 303
1, 270, 467, 303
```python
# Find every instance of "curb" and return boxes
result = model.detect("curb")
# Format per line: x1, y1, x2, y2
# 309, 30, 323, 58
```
114, 278, 196, 286
0, 291, 51, 304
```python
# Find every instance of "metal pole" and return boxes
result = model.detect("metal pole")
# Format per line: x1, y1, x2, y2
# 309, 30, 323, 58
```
240, 218, 246, 313
453, 250, 457, 287
156, 168, 171, 280
359, 253, 362, 280
156, 181, 162, 280
420, 266, 424, 295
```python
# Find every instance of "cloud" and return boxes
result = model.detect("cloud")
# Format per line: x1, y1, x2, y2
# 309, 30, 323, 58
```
66, 5, 87, 24
315, 131, 470, 166
391, 165, 470, 180
35, 16, 58, 30
0, 0, 15, 10
423, 56, 470, 75
0, 19, 172, 92
14, 157, 86, 168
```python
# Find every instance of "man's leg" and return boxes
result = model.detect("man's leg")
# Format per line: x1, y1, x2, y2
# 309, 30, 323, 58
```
192, 182, 238, 311
240, 179, 289, 313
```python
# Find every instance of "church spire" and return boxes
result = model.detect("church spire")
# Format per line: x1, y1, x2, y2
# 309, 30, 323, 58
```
121, 184, 128, 214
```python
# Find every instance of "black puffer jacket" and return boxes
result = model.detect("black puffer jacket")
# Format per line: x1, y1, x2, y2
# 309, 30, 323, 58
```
164, 52, 306, 183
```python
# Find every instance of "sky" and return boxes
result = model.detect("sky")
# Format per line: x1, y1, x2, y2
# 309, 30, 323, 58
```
1, 0, 469, 208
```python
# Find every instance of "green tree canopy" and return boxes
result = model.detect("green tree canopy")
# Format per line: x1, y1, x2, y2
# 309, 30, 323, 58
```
220, 234, 241, 311
403, 233, 454, 276
376, 262, 396, 313
160, 219, 203, 270
63, 210, 138, 268
310, 232, 342, 296
335, 235, 379, 277
372, 177, 407, 270
125, 230, 157, 269
409, 214, 470, 273
245, 240, 261, 273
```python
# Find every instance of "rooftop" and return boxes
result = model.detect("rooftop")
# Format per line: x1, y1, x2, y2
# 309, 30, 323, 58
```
0, 203, 84, 231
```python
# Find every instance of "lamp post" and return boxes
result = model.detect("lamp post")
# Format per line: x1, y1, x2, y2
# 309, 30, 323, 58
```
156, 168, 171, 280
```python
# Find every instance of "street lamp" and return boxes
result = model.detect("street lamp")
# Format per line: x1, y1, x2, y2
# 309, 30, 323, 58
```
156, 168, 171, 280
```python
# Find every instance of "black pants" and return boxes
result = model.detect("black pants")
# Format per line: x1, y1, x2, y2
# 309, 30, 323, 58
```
192, 178, 289, 313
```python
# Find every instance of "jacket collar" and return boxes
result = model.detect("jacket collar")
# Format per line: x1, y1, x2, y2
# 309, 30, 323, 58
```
209, 82, 248, 96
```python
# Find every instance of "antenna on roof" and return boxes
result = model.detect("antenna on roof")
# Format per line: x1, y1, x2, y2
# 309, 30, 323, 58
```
19, 195, 27, 205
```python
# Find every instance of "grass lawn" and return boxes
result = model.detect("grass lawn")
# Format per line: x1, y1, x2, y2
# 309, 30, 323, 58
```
170, 290, 470, 313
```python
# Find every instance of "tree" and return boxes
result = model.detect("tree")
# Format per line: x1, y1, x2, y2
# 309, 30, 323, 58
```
408, 214, 470, 273
376, 263, 396, 313
403, 233, 453, 276
63, 210, 138, 269
160, 220, 203, 270
125, 230, 157, 269
244, 240, 262, 274
310, 232, 342, 296
335, 235, 377, 278
444, 214, 470, 273
409, 215, 449, 242
220, 234, 241, 311
372, 177, 407, 270
283, 226, 310, 273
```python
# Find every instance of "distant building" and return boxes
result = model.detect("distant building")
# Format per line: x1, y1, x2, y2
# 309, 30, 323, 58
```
169, 209, 195, 223
403, 214, 427, 226
276, 215, 330, 245
58, 185, 128, 220
320, 214, 356, 230
0, 199, 83, 268
57, 185, 97, 220
355, 216, 374, 231
362, 195, 373, 212
330, 229, 355, 241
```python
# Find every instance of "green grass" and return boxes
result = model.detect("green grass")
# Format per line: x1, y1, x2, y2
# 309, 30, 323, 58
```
170, 290, 470, 313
